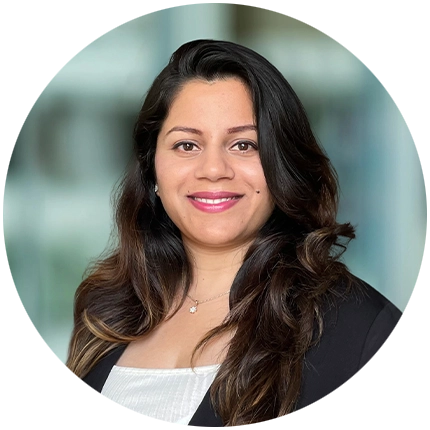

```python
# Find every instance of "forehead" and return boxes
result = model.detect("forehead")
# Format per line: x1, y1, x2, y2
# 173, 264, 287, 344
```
163, 78, 255, 127
174, 77, 251, 98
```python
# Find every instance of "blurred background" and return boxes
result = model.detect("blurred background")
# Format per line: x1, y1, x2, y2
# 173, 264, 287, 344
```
3, 4, 426, 363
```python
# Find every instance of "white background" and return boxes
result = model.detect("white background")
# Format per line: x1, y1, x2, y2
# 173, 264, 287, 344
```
0, 0, 430, 424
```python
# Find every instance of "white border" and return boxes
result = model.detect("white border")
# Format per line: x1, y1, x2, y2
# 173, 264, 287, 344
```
0, 0, 430, 424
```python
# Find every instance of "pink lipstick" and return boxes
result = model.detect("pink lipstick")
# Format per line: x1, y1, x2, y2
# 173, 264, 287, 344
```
187, 191, 243, 213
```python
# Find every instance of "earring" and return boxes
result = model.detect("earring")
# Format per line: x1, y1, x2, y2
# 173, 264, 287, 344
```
154, 184, 159, 193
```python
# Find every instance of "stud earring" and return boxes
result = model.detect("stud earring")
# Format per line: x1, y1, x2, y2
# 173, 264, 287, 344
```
154, 184, 159, 193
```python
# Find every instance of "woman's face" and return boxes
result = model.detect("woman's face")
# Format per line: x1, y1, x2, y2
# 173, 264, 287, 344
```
155, 78, 274, 250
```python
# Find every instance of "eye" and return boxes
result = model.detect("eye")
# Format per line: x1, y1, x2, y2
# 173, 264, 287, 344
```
231, 140, 258, 152
173, 141, 199, 152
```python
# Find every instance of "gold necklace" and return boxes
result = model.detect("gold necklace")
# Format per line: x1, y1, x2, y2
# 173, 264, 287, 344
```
186, 290, 231, 314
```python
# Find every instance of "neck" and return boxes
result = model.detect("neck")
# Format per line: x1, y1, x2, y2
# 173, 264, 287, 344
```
183, 240, 251, 299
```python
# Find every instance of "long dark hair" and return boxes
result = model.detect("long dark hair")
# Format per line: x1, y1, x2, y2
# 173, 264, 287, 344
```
67, 39, 355, 425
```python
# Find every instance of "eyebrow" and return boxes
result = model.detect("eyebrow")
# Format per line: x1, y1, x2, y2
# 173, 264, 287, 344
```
165, 124, 257, 136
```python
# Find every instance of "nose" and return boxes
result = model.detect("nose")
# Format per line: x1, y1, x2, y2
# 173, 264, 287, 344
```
194, 145, 235, 181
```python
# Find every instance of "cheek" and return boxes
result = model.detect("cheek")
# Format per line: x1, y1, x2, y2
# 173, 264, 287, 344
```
241, 162, 268, 190
154, 153, 175, 188
155, 164, 190, 191
154, 154, 193, 203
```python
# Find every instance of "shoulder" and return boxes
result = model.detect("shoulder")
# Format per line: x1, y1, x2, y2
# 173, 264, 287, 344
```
323, 277, 401, 356
307, 278, 424, 372
323, 277, 401, 362
296, 276, 402, 409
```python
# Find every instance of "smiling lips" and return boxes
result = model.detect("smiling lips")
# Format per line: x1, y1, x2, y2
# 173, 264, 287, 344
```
188, 191, 243, 213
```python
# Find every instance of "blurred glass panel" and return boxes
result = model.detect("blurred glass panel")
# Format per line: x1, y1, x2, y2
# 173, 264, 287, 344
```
3, 4, 425, 364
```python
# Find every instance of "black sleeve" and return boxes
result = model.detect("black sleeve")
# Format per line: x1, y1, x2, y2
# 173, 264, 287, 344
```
356, 303, 427, 425
312, 303, 427, 426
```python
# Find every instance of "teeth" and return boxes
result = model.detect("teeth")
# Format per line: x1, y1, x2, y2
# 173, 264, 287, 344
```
193, 197, 235, 204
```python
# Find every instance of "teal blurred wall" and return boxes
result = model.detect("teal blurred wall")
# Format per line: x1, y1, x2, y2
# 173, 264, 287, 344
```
3, 4, 426, 363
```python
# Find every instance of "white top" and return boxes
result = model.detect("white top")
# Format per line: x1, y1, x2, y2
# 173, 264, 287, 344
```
101, 364, 220, 424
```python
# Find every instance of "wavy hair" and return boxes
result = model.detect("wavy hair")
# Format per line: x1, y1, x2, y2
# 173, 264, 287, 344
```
67, 39, 356, 425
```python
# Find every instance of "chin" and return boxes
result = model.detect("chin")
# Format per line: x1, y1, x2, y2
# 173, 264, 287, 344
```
191, 230, 256, 249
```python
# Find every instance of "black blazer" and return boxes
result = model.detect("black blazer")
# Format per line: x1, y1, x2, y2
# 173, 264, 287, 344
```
62, 282, 426, 429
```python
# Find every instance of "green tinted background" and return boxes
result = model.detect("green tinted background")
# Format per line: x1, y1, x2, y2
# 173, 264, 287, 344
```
3, 4, 426, 363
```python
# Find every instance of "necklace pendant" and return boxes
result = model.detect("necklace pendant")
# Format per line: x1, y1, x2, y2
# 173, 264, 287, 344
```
189, 300, 198, 314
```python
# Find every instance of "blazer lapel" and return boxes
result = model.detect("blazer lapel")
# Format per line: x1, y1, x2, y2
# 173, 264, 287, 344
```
82, 345, 126, 392
82, 345, 224, 426
188, 389, 223, 426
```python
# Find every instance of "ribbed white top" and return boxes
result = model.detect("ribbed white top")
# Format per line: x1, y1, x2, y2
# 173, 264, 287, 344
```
101, 364, 220, 424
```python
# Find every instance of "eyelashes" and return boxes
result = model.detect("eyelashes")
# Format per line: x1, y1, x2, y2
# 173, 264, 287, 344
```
231, 141, 258, 152
172, 140, 259, 153
172, 141, 199, 151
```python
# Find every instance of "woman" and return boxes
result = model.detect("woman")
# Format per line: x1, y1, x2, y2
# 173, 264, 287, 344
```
67, 39, 401, 426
